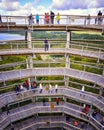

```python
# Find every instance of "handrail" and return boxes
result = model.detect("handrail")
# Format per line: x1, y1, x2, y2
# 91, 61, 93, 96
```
1, 39, 104, 50
0, 46, 104, 63
0, 87, 103, 111
1, 39, 104, 42
0, 60, 102, 71
0, 68, 104, 87
0, 41, 104, 50
0, 59, 103, 67
20, 121, 81, 130
18, 116, 87, 130
0, 116, 82, 130
0, 14, 104, 26
0, 102, 103, 130
0, 78, 100, 96
71, 41, 104, 48
0, 42, 104, 53
70, 43, 104, 51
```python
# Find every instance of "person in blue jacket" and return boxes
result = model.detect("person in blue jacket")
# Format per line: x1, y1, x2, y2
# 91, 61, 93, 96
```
36, 14, 39, 24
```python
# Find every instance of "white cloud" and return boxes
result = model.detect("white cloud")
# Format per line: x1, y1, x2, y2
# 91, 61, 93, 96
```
0, 0, 20, 11
51, 0, 104, 10
0, 0, 104, 16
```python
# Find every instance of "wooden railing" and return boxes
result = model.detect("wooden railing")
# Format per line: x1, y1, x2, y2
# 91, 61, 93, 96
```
0, 87, 104, 112
18, 116, 90, 130
0, 14, 104, 26
0, 68, 104, 88
0, 60, 103, 76
0, 102, 104, 130
1, 116, 83, 130
0, 41, 103, 59
0, 40, 104, 50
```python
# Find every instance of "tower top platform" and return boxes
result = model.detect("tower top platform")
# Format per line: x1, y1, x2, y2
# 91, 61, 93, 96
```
0, 14, 103, 32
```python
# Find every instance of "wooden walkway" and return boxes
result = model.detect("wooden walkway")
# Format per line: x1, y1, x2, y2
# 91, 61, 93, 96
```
0, 48, 104, 60
0, 87, 104, 117
0, 14, 103, 32
0, 87, 104, 111
0, 24, 103, 32
0, 68, 104, 88
4, 116, 94, 130
0, 101, 103, 130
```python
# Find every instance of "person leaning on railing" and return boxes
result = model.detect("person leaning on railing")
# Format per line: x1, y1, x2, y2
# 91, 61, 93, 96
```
44, 38, 49, 51
86, 14, 91, 25
28, 13, 34, 25
35, 14, 39, 24
56, 12, 60, 24
50, 11, 55, 24
97, 10, 103, 25
92, 110, 98, 119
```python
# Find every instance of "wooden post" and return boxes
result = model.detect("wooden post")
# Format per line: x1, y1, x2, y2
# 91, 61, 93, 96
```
64, 75, 69, 87
29, 55, 33, 69
27, 30, 32, 49
99, 87, 103, 96
65, 30, 71, 87
66, 30, 71, 49
25, 31, 28, 41
66, 31, 71, 68
26, 29, 33, 89
65, 54, 70, 68
26, 58, 29, 69
102, 66, 104, 76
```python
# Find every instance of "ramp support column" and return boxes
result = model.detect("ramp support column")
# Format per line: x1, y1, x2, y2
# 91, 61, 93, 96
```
65, 31, 71, 87
66, 30, 71, 48
25, 29, 32, 49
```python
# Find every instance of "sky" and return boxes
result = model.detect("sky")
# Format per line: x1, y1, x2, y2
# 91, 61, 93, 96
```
0, 0, 104, 16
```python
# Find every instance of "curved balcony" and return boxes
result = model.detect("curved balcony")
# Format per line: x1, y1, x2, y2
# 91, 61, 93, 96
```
0, 42, 104, 60
0, 68, 104, 88
0, 87, 104, 115
4, 116, 95, 130
0, 101, 104, 130
0, 15, 103, 32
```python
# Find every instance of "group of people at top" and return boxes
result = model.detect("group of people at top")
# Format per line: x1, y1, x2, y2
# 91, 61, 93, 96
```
29, 10, 103, 26
44, 11, 55, 24
44, 11, 60, 24
0, 10, 103, 26
86, 10, 103, 25
28, 11, 60, 25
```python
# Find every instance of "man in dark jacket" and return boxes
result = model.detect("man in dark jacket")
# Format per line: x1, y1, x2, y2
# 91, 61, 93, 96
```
44, 38, 49, 51
50, 11, 55, 24
97, 10, 102, 25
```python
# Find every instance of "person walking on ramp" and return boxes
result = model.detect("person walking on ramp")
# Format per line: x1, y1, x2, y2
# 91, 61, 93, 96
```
44, 38, 49, 51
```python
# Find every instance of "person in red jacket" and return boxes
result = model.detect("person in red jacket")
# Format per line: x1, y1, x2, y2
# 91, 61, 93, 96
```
25, 80, 29, 89
56, 97, 60, 105
85, 105, 89, 114
74, 120, 78, 126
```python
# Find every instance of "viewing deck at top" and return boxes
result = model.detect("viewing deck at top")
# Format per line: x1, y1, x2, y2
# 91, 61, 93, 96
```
0, 15, 104, 32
